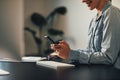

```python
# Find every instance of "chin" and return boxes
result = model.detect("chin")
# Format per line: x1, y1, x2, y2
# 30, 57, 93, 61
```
88, 7, 94, 10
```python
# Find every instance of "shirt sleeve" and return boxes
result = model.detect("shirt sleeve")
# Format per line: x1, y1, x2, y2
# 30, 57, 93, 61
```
68, 6, 120, 65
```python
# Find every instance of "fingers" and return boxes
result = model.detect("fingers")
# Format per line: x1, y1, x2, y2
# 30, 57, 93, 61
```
51, 40, 70, 50
50, 52, 59, 58
59, 40, 69, 47
51, 44, 61, 50
50, 40, 70, 59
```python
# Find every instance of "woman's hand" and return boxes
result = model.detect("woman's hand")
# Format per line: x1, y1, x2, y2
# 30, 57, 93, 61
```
51, 40, 70, 59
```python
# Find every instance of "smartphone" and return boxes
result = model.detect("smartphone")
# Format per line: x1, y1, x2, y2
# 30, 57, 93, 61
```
44, 36, 59, 44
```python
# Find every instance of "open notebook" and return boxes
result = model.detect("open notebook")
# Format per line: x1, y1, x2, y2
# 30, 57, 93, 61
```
0, 69, 10, 75
36, 61, 75, 70
22, 56, 47, 62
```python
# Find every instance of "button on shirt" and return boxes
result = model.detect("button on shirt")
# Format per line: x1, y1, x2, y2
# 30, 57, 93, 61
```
68, 2, 120, 69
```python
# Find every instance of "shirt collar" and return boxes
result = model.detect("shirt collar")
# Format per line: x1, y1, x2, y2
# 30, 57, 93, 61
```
96, 1, 111, 21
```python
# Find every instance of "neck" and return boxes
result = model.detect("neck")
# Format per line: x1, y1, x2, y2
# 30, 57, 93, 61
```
96, 0, 108, 14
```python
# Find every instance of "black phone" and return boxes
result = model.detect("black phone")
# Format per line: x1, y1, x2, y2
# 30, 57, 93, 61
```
44, 36, 59, 44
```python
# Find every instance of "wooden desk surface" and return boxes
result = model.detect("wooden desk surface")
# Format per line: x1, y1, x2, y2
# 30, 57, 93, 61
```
0, 61, 120, 80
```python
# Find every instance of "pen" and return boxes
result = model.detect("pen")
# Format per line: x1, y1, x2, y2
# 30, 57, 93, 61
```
44, 36, 59, 44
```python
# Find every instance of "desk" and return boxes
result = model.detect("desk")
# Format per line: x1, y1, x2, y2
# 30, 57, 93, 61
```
63, 64, 120, 80
0, 61, 56, 80
0, 61, 120, 80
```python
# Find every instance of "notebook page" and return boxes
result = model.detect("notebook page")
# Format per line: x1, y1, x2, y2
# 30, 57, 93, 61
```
36, 61, 75, 70
0, 69, 10, 75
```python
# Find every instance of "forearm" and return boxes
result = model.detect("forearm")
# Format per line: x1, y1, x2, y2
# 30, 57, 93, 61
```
68, 50, 90, 64
68, 49, 117, 65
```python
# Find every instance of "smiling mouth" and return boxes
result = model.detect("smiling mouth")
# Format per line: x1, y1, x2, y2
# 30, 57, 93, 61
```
87, 0, 92, 7
82, 0, 92, 7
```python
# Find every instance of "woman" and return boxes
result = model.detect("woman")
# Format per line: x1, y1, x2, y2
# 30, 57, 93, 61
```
51, 0, 120, 69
